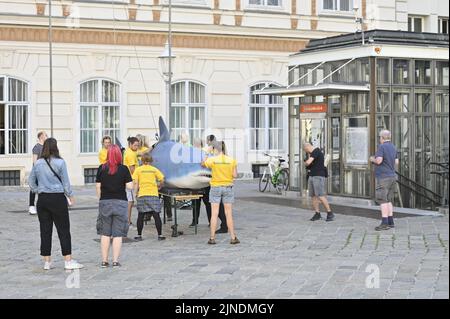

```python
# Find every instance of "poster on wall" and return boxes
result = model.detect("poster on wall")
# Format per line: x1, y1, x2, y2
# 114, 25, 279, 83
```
345, 127, 368, 165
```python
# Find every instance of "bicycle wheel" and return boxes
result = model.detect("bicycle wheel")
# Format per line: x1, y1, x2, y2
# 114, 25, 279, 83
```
275, 169, 290, 194
259, 170, 270, 192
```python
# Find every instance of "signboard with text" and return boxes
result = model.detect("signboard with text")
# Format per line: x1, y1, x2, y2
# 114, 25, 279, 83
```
300, 103, 327, 113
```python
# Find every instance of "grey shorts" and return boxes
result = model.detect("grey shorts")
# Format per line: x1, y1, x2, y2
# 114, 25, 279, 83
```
375, 177, 397, 204
97, 199, 129, 237
126, 189, 134, 202
210, 186, 234, 204
308, 176, 327, 197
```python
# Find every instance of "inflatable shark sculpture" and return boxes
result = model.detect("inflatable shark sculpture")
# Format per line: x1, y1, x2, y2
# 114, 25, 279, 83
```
150, 117, 212, 190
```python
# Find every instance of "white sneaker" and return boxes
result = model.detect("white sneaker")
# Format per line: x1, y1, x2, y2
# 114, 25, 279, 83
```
29, 206, 37, 215
43, 261, 53, 270
64, 259, 84, 270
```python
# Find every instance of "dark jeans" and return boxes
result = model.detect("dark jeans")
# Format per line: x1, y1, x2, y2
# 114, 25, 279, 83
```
137, 212, 162, 236
192, 187, 227, 230
36, 193, 72, 256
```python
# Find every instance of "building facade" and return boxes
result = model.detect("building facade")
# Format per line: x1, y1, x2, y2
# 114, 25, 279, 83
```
0, 0, 448, 186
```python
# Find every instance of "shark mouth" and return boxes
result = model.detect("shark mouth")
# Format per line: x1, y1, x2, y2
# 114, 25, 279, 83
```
166, 171, 212, 189
193, 171, 212, 179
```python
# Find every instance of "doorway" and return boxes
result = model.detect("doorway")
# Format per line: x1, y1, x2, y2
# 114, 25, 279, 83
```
299, 115, 327, 196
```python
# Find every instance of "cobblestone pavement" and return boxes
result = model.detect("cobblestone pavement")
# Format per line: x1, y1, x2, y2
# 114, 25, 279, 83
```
0, 181, 448, 299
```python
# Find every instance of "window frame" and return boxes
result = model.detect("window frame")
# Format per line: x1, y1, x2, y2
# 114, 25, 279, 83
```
78, 78, 121, 154
408, 15, 424, 32
170, 80, 207, 144
247, 0, 283, 9
249, 82, 285, 152
438, 17, 449, 34
320, 0, 354, 15
0, 75, 30, 156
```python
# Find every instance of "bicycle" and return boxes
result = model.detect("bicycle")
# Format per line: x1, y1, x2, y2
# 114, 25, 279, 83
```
258, 153, 290, 194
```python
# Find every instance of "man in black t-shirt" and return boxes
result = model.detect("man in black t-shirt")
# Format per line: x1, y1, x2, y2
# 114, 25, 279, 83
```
303, 143, 335, 222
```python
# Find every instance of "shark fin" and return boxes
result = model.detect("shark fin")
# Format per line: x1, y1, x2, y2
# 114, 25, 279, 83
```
159, 116, 170, 142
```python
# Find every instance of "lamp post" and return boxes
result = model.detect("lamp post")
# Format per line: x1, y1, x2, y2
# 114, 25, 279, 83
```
158, 0, 174, 131
353, 3, 365, 45
49, 0, 54, 137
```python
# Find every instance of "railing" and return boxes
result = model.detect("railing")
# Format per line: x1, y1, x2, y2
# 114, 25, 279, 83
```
396, 171, 443, 211
430, 162, 449, 208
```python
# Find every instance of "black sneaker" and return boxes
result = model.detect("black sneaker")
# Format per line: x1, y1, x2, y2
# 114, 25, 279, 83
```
388, 224, 395, 229
375, 223, 391, 231
134, 236, 143, 241
326, 213, 335, 222
208, 238, 216, 245
189, 222, 197, 228
101, 262, 109, 268
112, 262, 121, 267
310, 212, 322, 221
158, 236, 166, 241
215, 228, 228, 234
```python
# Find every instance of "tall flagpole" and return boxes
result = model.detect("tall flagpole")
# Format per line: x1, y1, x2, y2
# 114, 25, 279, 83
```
49, 0, 54, 137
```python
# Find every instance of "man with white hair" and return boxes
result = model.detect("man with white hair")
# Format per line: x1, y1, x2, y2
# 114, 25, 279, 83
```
370, 130, 399, 231
303, 143, 335, 222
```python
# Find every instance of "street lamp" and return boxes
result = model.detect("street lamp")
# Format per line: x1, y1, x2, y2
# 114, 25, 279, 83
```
159, 41, 176, 133
353, 3, 365, 45
158, 0, 174, 133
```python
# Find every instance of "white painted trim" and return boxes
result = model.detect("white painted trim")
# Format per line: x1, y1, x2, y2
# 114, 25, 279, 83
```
170, 79, 207, 142
76, 77, 122, 155
0, 75, 31, 157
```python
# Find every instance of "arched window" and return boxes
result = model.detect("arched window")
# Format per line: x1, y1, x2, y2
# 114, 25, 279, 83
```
79, 79, 120, 153
170, 80, 206, 143
249, 83, 284, 151
0, 76, 29, 155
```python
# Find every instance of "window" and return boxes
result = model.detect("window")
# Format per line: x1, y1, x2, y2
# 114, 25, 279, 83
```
79, 79, 120, 153
249, 83, 284, 151
0, 76, 29, 155
436, 61, 449, 86
376, 59, 390, 84
248, 0, 282, 7
408, 16, 423, 32
438, 17, 449, 34
415, 60, 431, 85
393, 59, 410, 85
162, 0, 207, 5
323, 0, 352, 12
0, 170, 20, 186
84, 168, 98, 184
170, 81, 206, 144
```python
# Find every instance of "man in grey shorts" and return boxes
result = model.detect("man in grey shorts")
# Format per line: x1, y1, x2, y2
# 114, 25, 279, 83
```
303, 143, 335, 222
370, 130, 399, 231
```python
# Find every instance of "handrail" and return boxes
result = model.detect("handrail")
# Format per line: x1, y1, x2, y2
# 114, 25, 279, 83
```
396, 179, 441, 206
396, 171, 442, 199
395, 171, 443, 209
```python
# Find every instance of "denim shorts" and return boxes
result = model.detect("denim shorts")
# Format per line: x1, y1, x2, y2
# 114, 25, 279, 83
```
308, 176, 327, 197
97, 199, 129, 237
210, 186, 234, 204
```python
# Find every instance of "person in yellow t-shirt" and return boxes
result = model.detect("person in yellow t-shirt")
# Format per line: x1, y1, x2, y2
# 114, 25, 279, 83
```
132, 153, 165, 241
123, 136, 139, 225
98, 136, 112, 164
136, 134, 150, 166
202, 140, 239, 246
